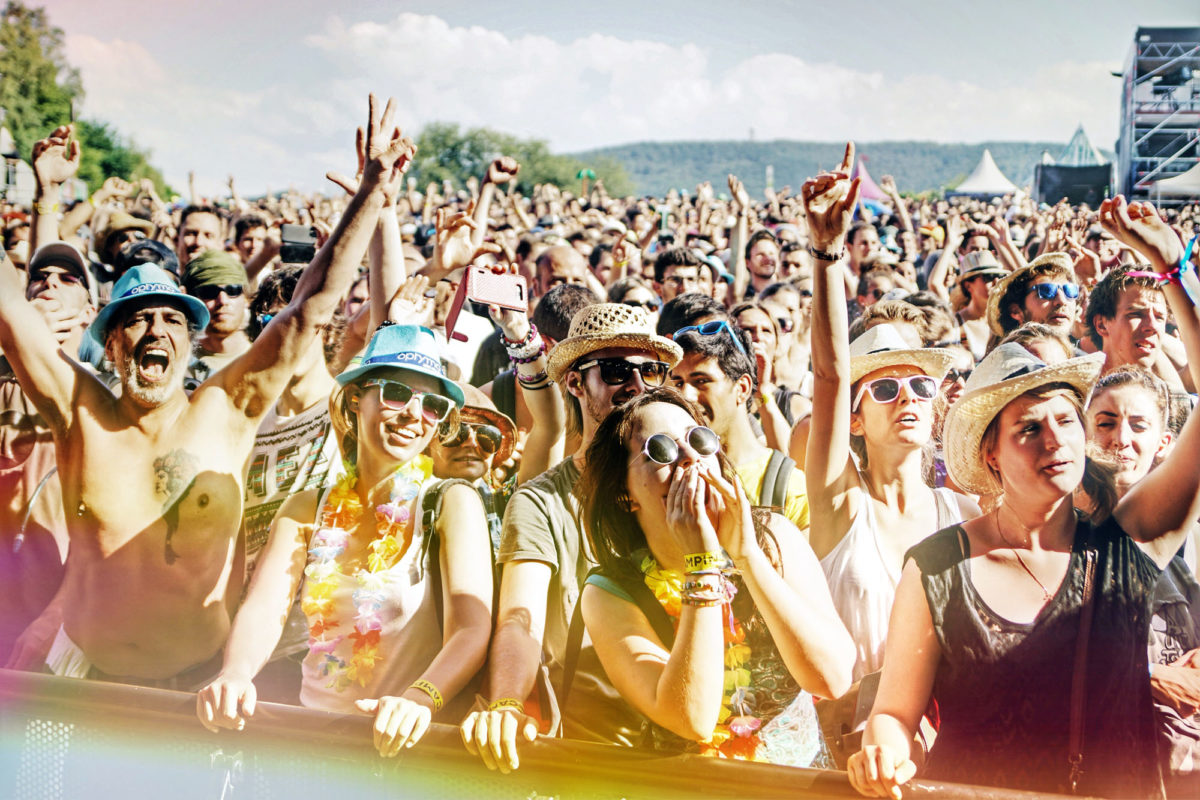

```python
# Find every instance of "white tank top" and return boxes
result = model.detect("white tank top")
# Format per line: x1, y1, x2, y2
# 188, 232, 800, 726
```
299, 484, 443, 714
820, 474, 967, 681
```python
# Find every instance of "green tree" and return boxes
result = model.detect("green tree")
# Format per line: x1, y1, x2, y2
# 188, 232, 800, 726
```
75, 119, 172, 196
0, 1, 82, 161
409, 122, 632, 198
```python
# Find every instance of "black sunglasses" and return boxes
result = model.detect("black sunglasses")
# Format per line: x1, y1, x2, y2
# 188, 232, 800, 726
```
576, 357, 669, 387
192, 283, 245, 302
622, 298, 660, 311
439, 421, 503, 454
364, 379, 453, 423
640, 426, 721, 465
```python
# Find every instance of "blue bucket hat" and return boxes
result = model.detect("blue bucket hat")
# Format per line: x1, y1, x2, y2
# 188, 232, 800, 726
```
87, 264, 209, 346
335, 324, 465, 408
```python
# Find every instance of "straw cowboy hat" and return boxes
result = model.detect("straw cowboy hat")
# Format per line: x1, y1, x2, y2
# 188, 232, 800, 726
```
848, 322, 955, 385
451, 382, 517, 467
546, 303, 682, 383
943, 343, 1105, 495
985, 252, 1075, 337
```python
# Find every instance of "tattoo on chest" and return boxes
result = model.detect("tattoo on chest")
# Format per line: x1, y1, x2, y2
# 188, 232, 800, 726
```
153, 449, 200, 565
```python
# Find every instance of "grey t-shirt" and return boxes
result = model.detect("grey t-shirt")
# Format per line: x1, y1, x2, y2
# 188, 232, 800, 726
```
498, 457, 642, 745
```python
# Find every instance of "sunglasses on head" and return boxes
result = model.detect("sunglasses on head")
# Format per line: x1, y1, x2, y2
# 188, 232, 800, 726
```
640, 425, 721, 465
363, 379, 453, 423
192, 283, 245, 302
622, 298, 659, 311
439, 421, 503, 454
945, 368, 972, 383
672, 320, 748, 356
852, 375, 939, 411
1027, 282, 1080, 301
576, 357, 669, 387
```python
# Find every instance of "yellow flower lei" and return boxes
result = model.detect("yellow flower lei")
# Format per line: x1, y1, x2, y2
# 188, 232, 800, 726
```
638, 552, 764, 761
301, 457, 433, 691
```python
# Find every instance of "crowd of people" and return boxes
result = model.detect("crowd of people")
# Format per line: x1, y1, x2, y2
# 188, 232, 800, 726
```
2, 95, 1200, 797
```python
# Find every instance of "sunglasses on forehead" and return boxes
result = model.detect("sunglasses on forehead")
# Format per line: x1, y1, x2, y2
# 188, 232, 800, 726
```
363, 379, 453, 423
576, 357, 669, 387
439, 420, 503, 454
192, 283, 245, 302
640, 425, 721, 465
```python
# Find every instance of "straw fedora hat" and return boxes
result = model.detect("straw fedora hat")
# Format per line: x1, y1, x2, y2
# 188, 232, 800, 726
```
848, 323, 955, 385
958, 250, 1006, 282
943, 343, 1104, 495
546, 303, 682, 383
985, 252, 1075, 337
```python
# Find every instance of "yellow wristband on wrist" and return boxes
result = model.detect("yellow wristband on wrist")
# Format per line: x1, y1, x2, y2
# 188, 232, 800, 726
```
409, 679, 443, 711
34, 200, 58, 215
488, 698, 524, 713
684, 551, 723, 572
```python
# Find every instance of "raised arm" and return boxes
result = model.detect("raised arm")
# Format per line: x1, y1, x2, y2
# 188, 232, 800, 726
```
472, 157, 519, 253
729, 175, 751, 300
804, 143, 865, 560
29, 126, 79, 254
196, 489, 315, 732
206, 94, 414, 417
926, 215, 965, 304
1101, 197, 1200, 562
879, 176, 913, 234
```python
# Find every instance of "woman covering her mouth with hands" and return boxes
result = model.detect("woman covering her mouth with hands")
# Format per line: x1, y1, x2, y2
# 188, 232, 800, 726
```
575, 388, 853, 765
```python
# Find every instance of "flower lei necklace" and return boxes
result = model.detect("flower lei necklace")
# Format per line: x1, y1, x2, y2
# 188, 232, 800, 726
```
300, 456, 433, 692
638, 551, 765, 761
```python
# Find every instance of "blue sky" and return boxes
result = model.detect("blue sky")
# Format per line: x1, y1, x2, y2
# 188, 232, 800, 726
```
42, 0, 1197, 196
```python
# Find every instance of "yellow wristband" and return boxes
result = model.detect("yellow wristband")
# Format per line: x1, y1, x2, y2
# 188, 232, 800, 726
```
409, 679, 443, 711
488, 698, 524, 713
684, 551, 723, 572
34, 201, 58, 215
758, 390, 774, 407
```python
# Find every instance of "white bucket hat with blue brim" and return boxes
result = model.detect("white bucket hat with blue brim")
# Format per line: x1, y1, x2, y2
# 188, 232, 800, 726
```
87, 263, 209, 346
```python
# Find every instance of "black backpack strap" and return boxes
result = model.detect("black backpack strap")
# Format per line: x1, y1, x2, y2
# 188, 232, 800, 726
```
759, 449, 794, 510
493, 370, 517, 423
558, 566, 676, 708
420, 478, 474, 634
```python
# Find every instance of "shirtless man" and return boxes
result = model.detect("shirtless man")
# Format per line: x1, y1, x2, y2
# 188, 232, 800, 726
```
0, 96, 415, 683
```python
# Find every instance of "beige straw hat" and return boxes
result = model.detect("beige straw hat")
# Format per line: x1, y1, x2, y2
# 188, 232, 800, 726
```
848, 323, 955, 385
943, 343, 1105, 495
985, 252, 1075, 337
546, 303, 682, 383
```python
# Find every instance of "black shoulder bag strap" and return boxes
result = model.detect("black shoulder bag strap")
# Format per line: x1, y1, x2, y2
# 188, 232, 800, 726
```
1068, 547, 1097, 794
558, 567, 676, 709
759, 449, 795, 510
420, 478, 474, 633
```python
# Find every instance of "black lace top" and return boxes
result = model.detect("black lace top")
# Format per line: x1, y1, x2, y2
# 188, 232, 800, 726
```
906, 514, 1164, 798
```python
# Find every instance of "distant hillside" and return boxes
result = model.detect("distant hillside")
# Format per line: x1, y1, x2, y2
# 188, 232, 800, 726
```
569, 140, 1114, 197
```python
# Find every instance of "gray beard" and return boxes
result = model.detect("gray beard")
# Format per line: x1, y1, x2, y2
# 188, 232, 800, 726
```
117, 351, 178, 407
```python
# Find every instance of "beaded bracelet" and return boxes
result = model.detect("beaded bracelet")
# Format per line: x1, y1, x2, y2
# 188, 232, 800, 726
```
409, 679, 444, 711
502, 322, 538, 348
808, 245, 844, 262
515, 368, 550, 385
488, 698, 525, 713
509, 337, 547, 364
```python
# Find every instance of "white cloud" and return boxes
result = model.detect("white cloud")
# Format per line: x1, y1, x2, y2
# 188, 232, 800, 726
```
62, 13, 1124, 195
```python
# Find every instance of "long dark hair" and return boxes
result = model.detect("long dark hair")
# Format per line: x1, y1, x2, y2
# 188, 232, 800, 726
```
576, 388, 779, 585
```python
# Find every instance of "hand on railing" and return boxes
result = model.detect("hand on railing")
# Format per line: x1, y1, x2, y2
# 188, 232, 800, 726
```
356, 696, 432, 756
196, 673, 257, 733
460, 701, 538, 773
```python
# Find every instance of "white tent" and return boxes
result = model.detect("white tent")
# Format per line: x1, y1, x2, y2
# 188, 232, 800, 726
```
1152, 160, 1200, 199
1057, 125, 1107, 167
948, 149, 1019, 198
